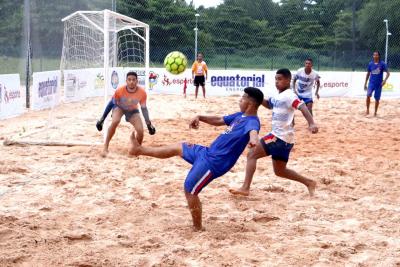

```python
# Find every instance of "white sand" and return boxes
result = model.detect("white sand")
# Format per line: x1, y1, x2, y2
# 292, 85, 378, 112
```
0, 94, 399, 266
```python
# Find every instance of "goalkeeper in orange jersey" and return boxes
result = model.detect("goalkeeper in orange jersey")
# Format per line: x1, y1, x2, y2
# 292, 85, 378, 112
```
192, 52, 208, 99
99, 71, 155, 157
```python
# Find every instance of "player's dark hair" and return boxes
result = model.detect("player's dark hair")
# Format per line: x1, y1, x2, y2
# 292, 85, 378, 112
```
276, 68, 292, 80
244, 87, 264, 106
197, 52, 203, 57
305, 58, 313, 63
126, 71, 138, 79
373, 51, 381, 59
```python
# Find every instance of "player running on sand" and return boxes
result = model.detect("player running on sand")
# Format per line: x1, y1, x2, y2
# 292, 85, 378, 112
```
229, 68, 318, 197
292, 58, 320, 116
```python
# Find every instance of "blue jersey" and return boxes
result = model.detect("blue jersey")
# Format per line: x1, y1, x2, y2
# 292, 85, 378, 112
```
205, 112, 260, 176
367, 60, 388, 86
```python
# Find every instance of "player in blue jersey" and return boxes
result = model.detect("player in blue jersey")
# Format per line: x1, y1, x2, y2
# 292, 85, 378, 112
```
364, 51, 390, 116
129, 87, 264, 231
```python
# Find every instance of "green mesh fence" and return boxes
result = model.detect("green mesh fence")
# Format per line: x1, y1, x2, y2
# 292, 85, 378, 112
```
0, 0, 398, 78
117, 0, 400, 71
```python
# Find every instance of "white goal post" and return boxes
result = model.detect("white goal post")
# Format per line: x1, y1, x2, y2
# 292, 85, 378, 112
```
60, 9, 150, 142
4, 10, 150, 147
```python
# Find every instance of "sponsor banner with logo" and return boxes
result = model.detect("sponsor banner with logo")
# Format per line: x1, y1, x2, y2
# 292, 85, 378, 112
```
317, 71, 353, 97
64, 69, 95, 102
106, 67, 125, 95
146, 68, 274, 97
348, 71, 400, 98
31, 71, 61, 110
91, 68, 105, 96
0, 74, 24, 120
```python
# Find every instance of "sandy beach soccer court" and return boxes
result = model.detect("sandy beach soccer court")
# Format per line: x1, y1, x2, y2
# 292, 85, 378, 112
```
0, 94, 399, 266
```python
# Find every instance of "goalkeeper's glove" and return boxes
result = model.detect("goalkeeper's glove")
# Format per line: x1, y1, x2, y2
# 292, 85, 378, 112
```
147, 123, 156, 135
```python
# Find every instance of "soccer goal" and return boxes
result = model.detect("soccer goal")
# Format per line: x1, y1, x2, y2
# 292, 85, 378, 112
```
3, 10, 149, 147
61, 9, 150, 114
62, 10, 149, 143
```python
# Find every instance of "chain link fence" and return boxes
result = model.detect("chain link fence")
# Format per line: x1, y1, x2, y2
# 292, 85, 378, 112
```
0, 0, 398, 82
117, 0, 400, 71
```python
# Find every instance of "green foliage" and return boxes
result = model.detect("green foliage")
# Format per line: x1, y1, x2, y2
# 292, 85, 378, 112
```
0, 0, 399, 73
0, 0, 24, 56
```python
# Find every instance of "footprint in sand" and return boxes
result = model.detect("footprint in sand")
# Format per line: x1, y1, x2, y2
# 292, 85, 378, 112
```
252, 215, 279, 223
262, 185, 285, 193
63, 233, 92, 241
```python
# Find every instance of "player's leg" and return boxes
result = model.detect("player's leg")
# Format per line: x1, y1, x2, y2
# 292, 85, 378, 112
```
272, 159, 316, 196
185, 191, 203, 231
306, 101, 313, 116
366, 86, 374, 115
194, 76, 199, 99
127, 111, 144, 145
96, 100, 114, 131
129, 136, 183, 158
373, 87, 382, 116
184, 158, 214, 231
102, 107, 123, 156
200, 76, 206, 98
374, 101, 379, 116
229, 138, 268, 196
366, 96, 371, 115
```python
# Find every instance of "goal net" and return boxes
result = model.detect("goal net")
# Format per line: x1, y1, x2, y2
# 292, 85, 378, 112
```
5, 10, 149, 146
61, 9, 149, 72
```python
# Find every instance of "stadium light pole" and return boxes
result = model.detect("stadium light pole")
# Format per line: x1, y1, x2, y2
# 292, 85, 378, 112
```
383, 19, 392, 64
194, 13, 200, 60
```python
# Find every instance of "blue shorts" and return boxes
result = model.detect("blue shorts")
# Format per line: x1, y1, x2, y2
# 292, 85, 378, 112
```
112, 105, 140, 122
298, 96, 313, 104
367, 84, 382, 101
260, 133, 294, 162
182, 143, 215, 195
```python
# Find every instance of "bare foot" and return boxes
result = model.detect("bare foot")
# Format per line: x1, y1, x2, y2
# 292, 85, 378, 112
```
101, 148, 108, 158
192, 225, 205, 232
374, 113, 377, 117
228, 187, 250, 196
307, 180, 316, 197
365, 111, 369, 116
128, 137, 140, 156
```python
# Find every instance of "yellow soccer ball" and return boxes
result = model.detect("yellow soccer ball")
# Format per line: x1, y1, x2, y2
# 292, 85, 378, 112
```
164, 51, 188, 75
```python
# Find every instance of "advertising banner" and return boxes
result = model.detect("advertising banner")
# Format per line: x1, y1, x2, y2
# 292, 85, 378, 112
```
64, 69, 95, 102
0, 74, 24, 120
31, 71, 61, 110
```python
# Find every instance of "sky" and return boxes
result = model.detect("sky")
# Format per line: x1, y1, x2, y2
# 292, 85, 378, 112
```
186, 0, 281, 9
186, 0, 224, 9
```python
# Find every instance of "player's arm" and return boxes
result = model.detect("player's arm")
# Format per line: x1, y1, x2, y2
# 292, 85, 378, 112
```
364, 72, 370, 90
382, 69, 390, 86
204, 64, 208, 80
191, 62, 196, 79
248, 130, 259, 148
140, 93, 156, 135
298, 104, 318, 133
315, 79, 321, 99
262, 97, 272, 109
292, 76, 298, 94
189, 115, 225, 129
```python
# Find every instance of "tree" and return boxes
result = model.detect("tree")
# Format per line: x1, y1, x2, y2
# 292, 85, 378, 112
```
0, 0, 24, 56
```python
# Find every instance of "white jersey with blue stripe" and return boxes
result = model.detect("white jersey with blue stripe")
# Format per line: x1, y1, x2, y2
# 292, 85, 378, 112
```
268, 89, 304, 144
294, 68, 320, 99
